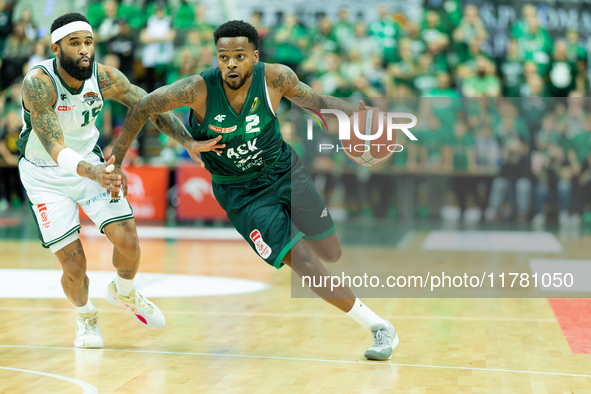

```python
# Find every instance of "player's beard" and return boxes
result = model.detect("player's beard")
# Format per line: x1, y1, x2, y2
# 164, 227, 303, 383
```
59, 50, 94, 81
224, 66, 254, 90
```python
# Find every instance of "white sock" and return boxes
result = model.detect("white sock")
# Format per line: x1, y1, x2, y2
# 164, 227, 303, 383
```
346, 298, 388, 330
73, 299, 97, 316
115, 275, 135, 297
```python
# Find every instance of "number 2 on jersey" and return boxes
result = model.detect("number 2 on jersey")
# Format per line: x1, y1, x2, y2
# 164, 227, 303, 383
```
81, 105, 102, 127
245, 114, 260, 134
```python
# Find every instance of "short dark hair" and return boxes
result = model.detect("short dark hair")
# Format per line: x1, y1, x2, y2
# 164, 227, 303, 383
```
214, 20, 259, 50
51, 13, 90, 36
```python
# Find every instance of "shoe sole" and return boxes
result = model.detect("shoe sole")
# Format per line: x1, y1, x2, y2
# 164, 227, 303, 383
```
74, 339, 104, 349
365, 335, 400, 361
105, 288, 165, 330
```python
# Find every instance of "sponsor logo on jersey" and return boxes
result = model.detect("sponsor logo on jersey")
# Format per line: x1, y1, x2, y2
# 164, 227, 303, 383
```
214, 114, 226, 122
85, 192, 109, 206
208, 124, 237, 134
60, 94, 67, 101
226, 138, 259, 159
321, 207, 328, 218
38, 204, 50, 228
249, 97, 260, 113
250, 229, 272, 259
57, 104, 77, 112
83, 92, 100, 105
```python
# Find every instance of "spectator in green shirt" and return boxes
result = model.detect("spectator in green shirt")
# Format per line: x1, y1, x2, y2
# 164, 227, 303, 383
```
413, 53, 439, 96
310, 16, 339, 54
565, 30, 587, 92
548, 40, 578, 97
389, 38, 416, 89
272, 13, 308, 73
333, 8, 354, 49
516, 14, 553, 76
452, 4, 488, 67
571, 113, 591, 164
499, 39, 525, 97
462, 56, 501, 97
510, 4, 537, 39
369, 4, 402, 61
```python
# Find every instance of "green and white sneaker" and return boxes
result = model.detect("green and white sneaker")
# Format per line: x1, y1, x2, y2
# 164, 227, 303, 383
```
74, 312, 103, 348
364, 321, 398, 361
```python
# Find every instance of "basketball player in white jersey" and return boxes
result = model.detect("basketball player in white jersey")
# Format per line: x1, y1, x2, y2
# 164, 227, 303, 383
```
17, 13, 224, 348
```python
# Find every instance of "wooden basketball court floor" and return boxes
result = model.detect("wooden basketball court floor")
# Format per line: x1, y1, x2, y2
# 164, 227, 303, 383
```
1, 223, 591, 393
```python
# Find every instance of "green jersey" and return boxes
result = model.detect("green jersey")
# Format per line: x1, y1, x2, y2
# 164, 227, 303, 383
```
189, 62, 281, 184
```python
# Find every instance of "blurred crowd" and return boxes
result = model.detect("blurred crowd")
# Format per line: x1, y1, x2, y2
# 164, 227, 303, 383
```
0, 0, 590, 226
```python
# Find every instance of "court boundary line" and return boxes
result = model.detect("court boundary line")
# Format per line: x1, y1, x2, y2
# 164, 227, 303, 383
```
0, 345, 588, 379
0, 306, 556, 322
0, 365, 98, 393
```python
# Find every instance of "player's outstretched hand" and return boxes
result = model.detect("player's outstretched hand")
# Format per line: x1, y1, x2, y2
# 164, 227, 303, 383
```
92, 155, 122, 198
184, 136, 226, 167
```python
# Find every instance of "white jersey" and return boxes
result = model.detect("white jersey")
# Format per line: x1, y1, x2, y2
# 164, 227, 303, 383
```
18, 58, 103, 167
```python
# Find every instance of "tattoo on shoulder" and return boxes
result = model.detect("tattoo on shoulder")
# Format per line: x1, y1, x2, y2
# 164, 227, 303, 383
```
270, 72, 286, 94
168, 76, 199, 106
98, 71, 115, 91
143, 76, 198, 112
24, 75, 55, 109
269, 65, 316, 98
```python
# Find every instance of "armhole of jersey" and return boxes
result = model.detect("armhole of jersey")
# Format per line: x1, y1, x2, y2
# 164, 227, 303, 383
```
22, 65, 58, 112
263, 74, 276, 118
191, 75, 211, 130
96, 63, 104, 101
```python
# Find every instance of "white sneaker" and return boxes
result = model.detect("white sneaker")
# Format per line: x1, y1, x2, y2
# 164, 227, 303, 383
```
105, 280, 165, 329
364, 321, 399, 361
74, 312, 103, 348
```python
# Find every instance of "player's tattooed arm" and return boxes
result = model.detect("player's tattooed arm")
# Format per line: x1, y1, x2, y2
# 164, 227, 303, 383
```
23, 71, 64, 160
270, 64, 359, 116
100, 65, 198, 165
23, 70, 118, 190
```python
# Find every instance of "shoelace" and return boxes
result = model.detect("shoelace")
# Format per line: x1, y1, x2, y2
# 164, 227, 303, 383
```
374, 327, 391, 346
132, 292, 153, 313
83, 316, 99, 334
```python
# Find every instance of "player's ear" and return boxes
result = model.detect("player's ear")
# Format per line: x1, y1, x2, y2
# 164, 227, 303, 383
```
50, 43, 60, 57
253, 49, 259, 65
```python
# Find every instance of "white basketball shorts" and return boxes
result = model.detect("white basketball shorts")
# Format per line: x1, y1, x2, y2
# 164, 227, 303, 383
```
19, 151, 134, 252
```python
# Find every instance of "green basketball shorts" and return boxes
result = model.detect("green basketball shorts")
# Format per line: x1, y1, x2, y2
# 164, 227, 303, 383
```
212, 143, 336, 268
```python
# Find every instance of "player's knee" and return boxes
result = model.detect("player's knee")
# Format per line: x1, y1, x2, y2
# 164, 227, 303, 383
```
322, 245, 342, 263
61, 262, 87, 284
114, 232, 140, 258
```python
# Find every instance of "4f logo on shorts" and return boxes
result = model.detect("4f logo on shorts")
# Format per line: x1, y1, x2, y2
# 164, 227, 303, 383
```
38, 204, 51, 228
250, 229, 272, 259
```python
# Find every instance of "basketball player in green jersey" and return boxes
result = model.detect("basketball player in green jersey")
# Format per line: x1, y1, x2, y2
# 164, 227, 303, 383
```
112, 20, 398, 361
